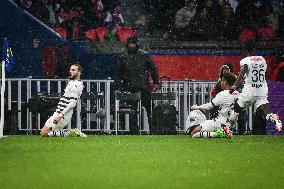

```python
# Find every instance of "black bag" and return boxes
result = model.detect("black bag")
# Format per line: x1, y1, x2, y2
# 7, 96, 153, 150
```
151, 76, 177, 134
28, 93, 60, 113
152, 103, 177, 134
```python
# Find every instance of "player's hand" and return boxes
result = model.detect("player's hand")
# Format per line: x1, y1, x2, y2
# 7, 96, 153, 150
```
229, 85, 237, 94
53, 114, 62, 124
191, 105, 199, 110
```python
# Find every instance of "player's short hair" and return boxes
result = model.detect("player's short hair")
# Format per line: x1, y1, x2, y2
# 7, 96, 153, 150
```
72, 64, 83, 73
222, 72, 236, 86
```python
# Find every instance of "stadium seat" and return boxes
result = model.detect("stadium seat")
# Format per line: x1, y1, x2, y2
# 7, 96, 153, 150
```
257, 27, 279, 41
239, 28, 257, 42
95, 27, 109, 42
54, 27, 67, 39
116, 27, 136, 43
85, 29, 97, 40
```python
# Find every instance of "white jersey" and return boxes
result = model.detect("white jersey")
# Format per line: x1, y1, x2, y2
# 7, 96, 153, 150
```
240, 56, 268, 96
211, 90, 239, 124
55, 80, 84, 119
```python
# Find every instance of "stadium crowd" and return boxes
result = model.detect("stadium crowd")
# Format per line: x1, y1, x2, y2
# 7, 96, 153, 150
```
13, 0, 284, 42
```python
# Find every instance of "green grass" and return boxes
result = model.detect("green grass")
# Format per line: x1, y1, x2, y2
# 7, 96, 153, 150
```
1, 135, 284, 189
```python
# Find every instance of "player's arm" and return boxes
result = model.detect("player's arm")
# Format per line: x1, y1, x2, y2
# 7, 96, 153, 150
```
53, 98, 77, 124
115, 55, 126, 91
191, 102, 214, 111
147, 54, 160, 91
54, 86, 82, 123
60, 98, 77, 116
230, 64, 247, 94
149, 61, 160, 85
191, 92, 223, 110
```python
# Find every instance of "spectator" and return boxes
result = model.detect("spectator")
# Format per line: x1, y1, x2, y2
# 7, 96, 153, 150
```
45, 0, 59, 27
174, 0, 198, 40
255, 2, 279, 40
262, 2, 279, 31
150, 0, 178, 38
143, 0, 160, 36
120, 0, 154, 37
134, 15, 148, 30
120, 0, 145, 27
235, 0, 255, 30
104, 2, 125, 31
197, 0, 221, 22
83, 0, 106, 29
195, 0, 220, 41
217, 2, 239, 40
56, 2, 81, 40
225, 0, 239, 12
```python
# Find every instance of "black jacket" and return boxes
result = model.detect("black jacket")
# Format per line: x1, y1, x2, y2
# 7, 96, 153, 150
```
116, 50, 160, 92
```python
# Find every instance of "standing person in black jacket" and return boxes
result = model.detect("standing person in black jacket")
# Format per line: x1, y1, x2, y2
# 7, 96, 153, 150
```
116, 36, 160, 134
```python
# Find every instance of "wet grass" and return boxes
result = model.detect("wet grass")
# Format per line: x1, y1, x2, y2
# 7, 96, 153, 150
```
1, 135, 284, 189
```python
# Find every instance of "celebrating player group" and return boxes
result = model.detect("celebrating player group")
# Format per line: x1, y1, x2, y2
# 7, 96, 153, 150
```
187, 41, 282, 138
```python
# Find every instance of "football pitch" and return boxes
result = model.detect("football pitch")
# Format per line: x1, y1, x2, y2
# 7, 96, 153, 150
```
1, 135, 284, 189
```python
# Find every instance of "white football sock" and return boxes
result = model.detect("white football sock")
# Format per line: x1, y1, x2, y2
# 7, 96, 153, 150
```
192, 131, 218, 138
48, 130, 68, 137
229, 110, 239, 124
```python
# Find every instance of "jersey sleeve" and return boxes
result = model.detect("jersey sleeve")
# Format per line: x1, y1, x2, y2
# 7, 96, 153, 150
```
211, 91, 224, 107
197, 102, 214, 110
240, 58, 247, 68
195, 92, 224, 110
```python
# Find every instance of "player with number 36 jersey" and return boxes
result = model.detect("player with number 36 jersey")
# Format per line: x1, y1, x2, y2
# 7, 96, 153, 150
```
240, 56, 268, 97
229, 41, 282, 134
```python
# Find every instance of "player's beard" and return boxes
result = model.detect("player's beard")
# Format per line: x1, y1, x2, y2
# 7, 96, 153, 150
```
69, 73, 77, 80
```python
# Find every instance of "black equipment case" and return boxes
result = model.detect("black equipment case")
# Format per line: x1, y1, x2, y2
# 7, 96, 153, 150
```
151, 77, 177, 134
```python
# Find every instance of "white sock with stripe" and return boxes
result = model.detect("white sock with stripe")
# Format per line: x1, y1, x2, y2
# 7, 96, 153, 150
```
192, 131, 218, 138
48, 130, 69, 137
229, 110, 239, 124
